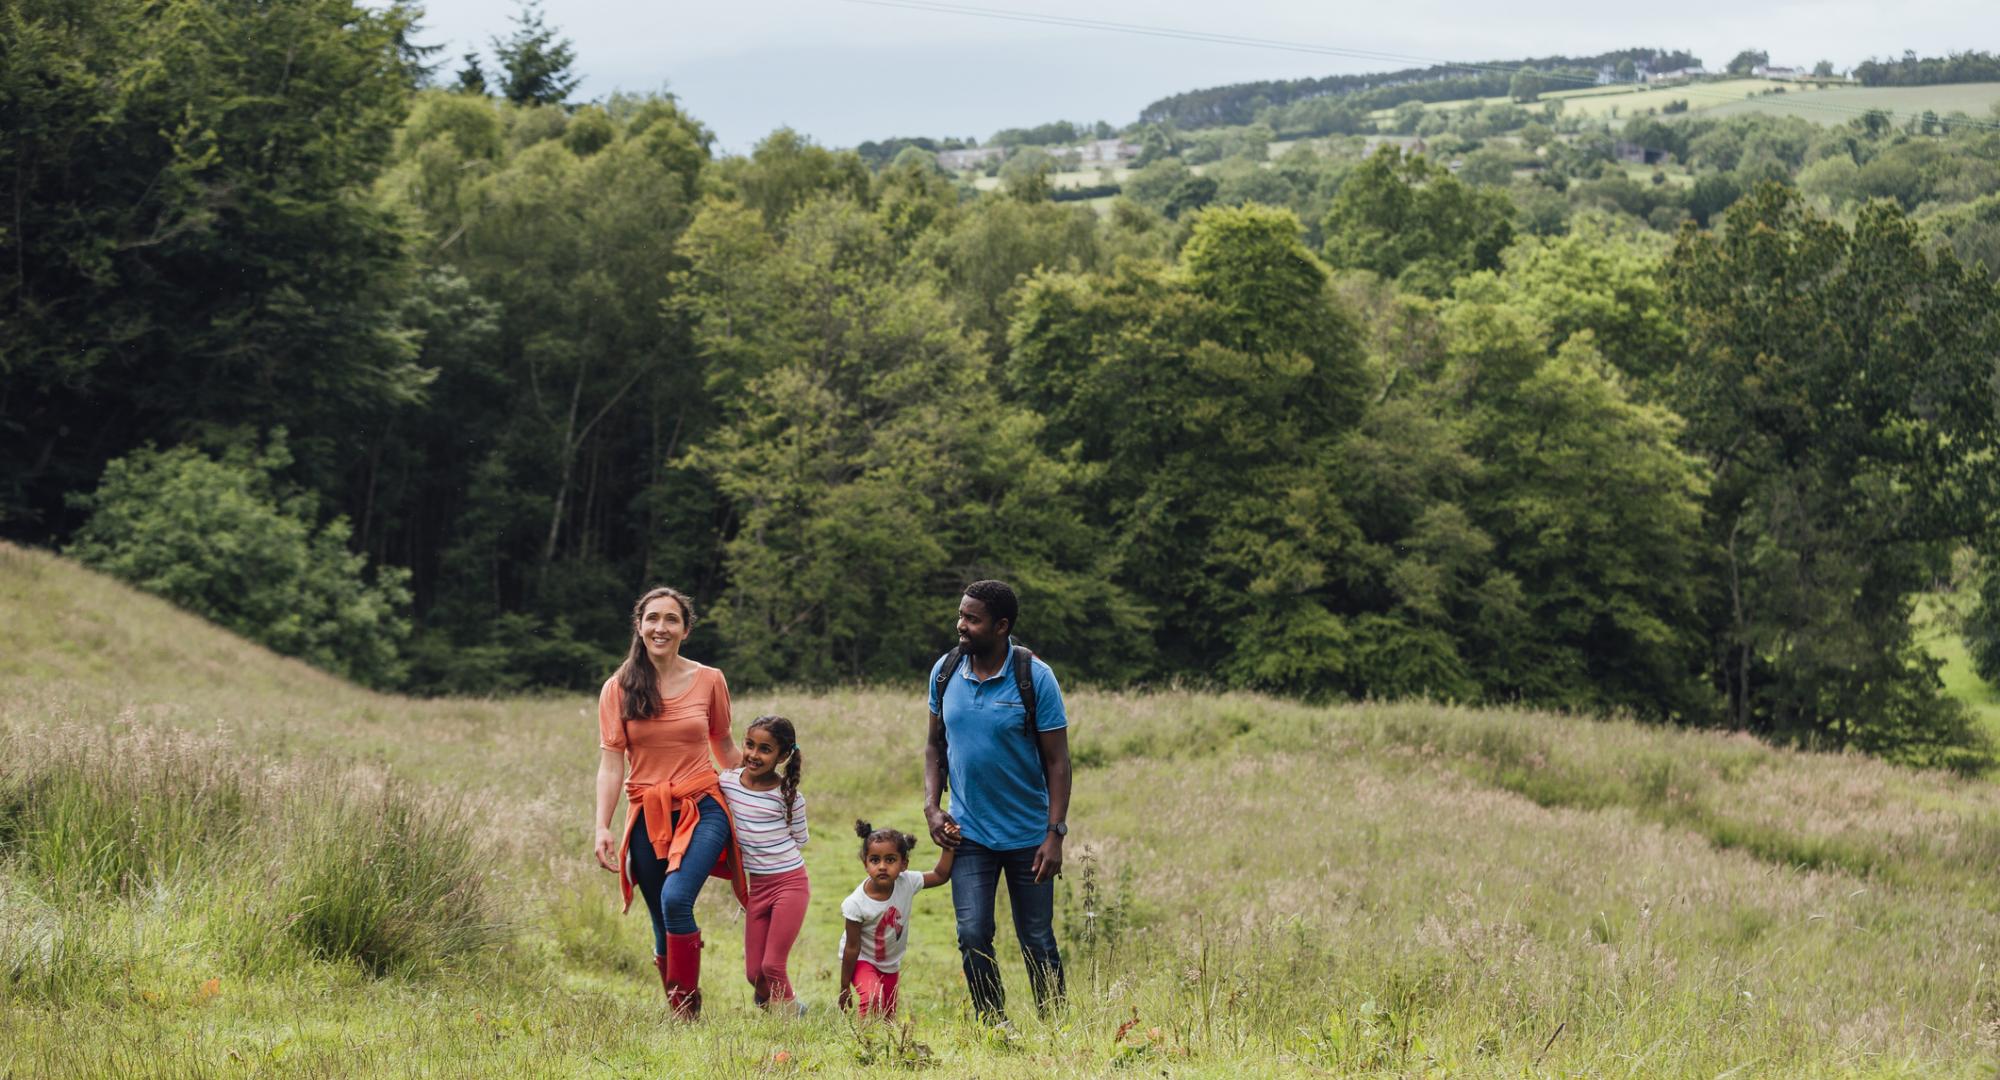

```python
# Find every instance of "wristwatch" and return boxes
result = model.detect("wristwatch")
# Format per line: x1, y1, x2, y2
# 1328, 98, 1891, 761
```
1047, 821, 1068, 838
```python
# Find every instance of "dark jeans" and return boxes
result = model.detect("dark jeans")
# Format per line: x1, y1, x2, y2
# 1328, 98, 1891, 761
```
950, 838, 1064, 1020
628, 796, 731, 954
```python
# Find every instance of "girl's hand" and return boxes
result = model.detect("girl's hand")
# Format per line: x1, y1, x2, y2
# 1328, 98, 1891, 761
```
838, 986, 854, 1012
593, 827, 619, 872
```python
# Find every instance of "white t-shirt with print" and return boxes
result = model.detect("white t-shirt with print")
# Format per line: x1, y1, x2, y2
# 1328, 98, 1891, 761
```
839, 870, 925, 973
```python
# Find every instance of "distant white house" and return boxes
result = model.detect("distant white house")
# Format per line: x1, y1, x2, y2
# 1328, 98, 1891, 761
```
1647, 66, 1706, 84
1073, 138, 1141, 166
1751, 64, 1806, 80
937, 146, 1007, 171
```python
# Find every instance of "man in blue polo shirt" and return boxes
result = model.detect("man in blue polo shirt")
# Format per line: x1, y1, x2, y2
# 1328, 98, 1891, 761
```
923, 579, 1070, 1023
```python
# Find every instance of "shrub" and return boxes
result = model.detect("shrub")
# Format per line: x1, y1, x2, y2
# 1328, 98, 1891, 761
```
65, 433, 412, 687
272, 774, 499, 975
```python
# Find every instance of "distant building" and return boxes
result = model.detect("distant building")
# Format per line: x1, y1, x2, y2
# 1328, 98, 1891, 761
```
937, 146, 1007, 171
1615, 141, 1669, 165
1647, 66, 1705, 84
1073, 138, 1141, 166
1751, 64, 1805, 80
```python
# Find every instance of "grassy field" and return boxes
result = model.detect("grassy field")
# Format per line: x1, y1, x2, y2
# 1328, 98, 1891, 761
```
1364, 78, 1801, 121
1699, 82, 2000, 125
970, 167, 1133, 193
7, 540, 2000, 1077
1354, 78, 2000, 126
1917, 589, 2000, 743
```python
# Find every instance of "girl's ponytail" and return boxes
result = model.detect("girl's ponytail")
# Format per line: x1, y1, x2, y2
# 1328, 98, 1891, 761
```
780, 746, 802, 825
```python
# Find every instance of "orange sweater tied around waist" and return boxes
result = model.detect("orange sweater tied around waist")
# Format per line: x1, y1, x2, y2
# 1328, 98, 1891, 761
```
617, 773, 749, 913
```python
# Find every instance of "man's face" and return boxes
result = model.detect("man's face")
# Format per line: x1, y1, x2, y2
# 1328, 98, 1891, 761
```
956, 594, 1008, 656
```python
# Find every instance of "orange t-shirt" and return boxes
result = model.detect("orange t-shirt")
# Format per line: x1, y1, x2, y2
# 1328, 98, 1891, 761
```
599, 664, 748, 912
598, 664, 734, 796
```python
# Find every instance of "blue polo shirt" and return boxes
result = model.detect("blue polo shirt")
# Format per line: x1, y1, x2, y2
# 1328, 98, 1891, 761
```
928, 648, 1067, 851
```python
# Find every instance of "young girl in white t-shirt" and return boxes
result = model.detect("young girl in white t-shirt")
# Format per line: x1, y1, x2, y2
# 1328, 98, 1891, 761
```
837, 820, 954, 1018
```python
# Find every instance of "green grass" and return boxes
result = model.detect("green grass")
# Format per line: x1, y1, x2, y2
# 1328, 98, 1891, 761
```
1362, 78, 1802, 121
1702, 82, 2000, 125
7, 539, 2000, 1076
1918, 589, 2000, 744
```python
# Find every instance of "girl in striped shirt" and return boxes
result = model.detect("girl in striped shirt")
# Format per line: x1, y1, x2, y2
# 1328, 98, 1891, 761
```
718, 715, 810, 1012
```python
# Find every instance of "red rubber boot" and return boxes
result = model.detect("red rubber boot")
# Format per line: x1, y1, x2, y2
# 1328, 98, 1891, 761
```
664, 932, 703, 1019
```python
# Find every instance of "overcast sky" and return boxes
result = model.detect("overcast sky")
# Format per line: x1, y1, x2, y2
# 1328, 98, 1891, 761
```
410, 0, 1996, 152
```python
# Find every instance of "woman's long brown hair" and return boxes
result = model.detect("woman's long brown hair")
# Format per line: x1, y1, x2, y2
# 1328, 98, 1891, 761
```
615, 586, 696, 722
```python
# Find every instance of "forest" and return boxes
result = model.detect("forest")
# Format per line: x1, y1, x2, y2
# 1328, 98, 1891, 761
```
5, 0, 2000, 769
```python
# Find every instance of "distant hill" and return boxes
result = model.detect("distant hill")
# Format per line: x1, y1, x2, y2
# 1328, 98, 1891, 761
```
1140, 47, 1699, 129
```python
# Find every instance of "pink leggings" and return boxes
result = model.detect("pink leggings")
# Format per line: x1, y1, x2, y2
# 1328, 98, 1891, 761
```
744, 867, 810, 1003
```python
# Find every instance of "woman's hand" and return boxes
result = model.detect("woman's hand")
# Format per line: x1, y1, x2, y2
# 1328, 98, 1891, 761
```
593, 826, 619, 872
838, 986, 854, 1012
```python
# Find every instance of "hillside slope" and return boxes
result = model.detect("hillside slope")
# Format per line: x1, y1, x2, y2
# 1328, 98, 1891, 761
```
4, 541, 1999, 1077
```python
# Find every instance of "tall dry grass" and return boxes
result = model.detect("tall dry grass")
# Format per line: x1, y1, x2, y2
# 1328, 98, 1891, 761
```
0, 720, 503, 1001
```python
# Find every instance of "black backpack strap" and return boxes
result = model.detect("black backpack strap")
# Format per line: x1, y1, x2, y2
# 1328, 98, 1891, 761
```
1011, 643, 1038, 740
936, 643, 1041, 744
933, 646, 964, 721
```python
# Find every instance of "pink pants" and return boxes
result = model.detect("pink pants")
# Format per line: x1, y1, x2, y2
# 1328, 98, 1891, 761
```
854, 960, 900, 1018
744, 867, 810, 1003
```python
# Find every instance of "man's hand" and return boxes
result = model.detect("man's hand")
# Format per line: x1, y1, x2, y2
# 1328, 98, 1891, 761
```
925, 805, 962, 849
1031, 833, 1063, 882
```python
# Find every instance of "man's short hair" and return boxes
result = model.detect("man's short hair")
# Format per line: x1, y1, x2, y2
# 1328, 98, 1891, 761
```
963, 579, 1019, 630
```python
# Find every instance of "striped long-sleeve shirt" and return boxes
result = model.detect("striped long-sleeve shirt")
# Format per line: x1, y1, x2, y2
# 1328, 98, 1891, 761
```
718, 767, 809, 874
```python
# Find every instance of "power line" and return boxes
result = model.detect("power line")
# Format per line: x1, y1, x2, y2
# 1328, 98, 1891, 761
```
837, 0, 2000, 132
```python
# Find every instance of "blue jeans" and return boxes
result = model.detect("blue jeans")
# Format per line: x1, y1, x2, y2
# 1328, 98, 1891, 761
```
950, 839, 1065, 1019
628, 796, 731, 954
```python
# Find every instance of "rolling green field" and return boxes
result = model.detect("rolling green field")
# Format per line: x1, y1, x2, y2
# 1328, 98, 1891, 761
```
970, 167, 1134, 192
1699, 82, 2000, 125
1364, 78, 1803, 121
7, 540, 2000, 1077
1355, 78, 2000, 126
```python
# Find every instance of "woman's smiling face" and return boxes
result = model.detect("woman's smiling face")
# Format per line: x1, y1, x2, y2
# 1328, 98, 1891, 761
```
637, 595, 688, 661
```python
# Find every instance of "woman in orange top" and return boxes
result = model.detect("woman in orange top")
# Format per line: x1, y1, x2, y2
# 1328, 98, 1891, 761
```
593, 586, 749, 1018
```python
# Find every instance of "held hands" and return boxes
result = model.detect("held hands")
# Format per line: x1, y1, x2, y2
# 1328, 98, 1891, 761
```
924, 805, 963, 849
593, 826, 619, 872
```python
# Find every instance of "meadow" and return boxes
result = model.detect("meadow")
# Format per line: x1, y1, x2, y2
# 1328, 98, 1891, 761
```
1699, 82, 2000, 124
6, 539, 2000, 1077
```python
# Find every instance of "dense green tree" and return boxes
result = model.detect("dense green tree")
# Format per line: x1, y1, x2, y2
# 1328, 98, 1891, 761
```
2, 0, 429, 530
371, 91, 716, 687
1665, 185, 2000, 762
1436, 302, 1709, 714
1009, 205, 1371, 694
721, 129, 872, 227
1452, 220, 1683, 384
491, 1, 579, 107
67, 435, 411, 687
1969, 564, 2000, 685
681, 197, 1142, 684
455, 50, 489, 95
1321, 148, 1514, 296
915, 195, 1101, 349
1510, 67, 1543, 103
1726, 49, 1769, 75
